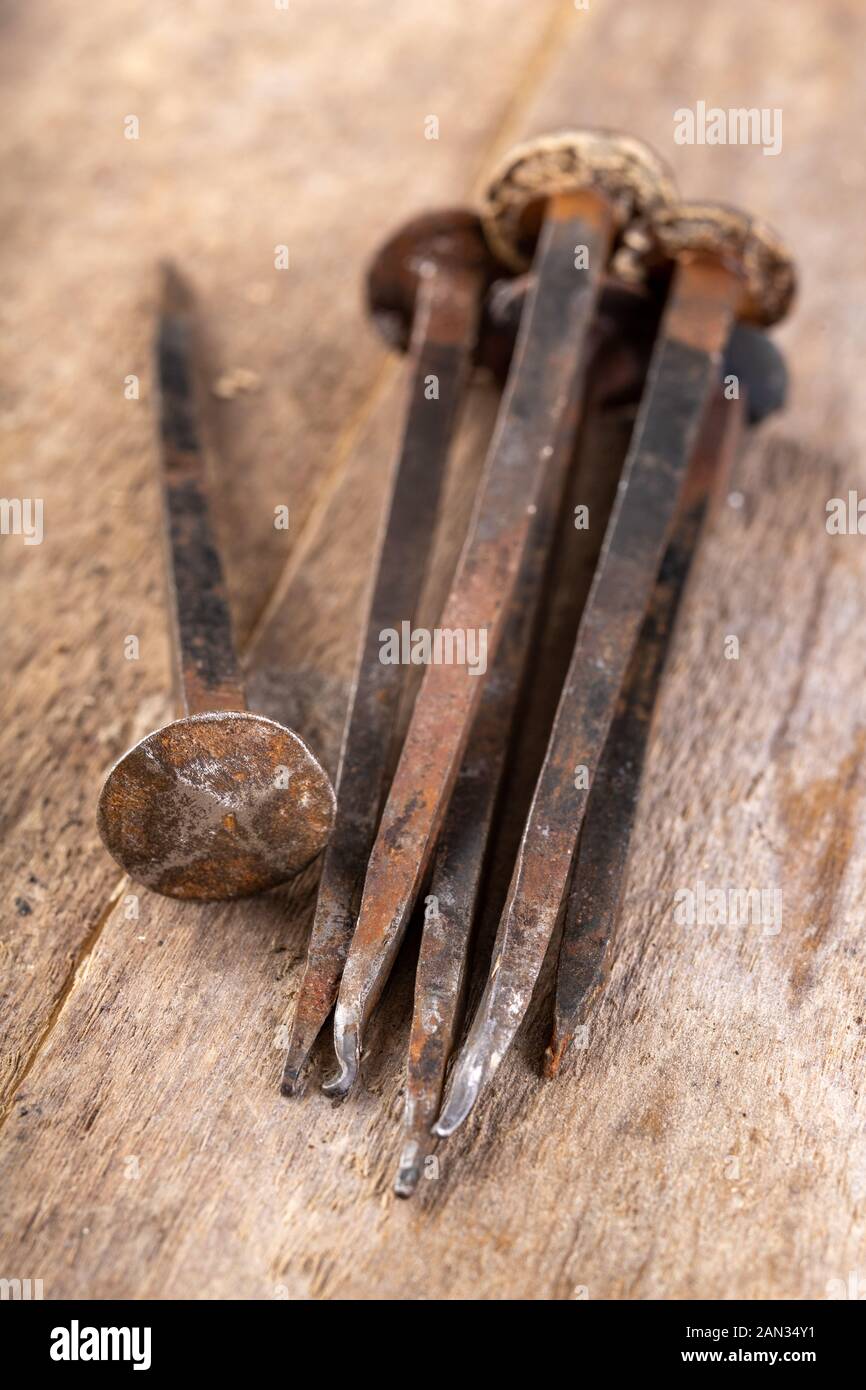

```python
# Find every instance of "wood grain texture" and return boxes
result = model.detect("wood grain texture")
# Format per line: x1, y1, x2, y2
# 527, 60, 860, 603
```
0, 0, 552, 1109
2, 0, 865, 1301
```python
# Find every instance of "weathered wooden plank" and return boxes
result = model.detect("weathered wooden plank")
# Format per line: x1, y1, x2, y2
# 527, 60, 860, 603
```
0, 0, 554, 1108
3, 0, 866, 1302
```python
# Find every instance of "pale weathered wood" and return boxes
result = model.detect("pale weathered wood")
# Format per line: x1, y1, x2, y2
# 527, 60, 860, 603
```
0, 0, 553, 1108
2, 0, 866, 1302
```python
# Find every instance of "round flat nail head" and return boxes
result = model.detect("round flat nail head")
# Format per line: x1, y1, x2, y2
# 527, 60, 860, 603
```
97, 712, 335, 900
366, 208, 493, 353
650, 201, 796, 327
480, 128, 677, 272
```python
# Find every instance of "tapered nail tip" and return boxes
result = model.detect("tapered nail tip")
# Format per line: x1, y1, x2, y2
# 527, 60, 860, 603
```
323, 1013, 360, 1097
544, 1033, 569, 1079
394, 1164, 421, 1199
321, 1063, 356, 1099
433, 1059, 484, 1137
158, 260, 193, 316
280, 1066, 302, 1098
280, 1034, 316, 1098
394, 1139, 424, 1198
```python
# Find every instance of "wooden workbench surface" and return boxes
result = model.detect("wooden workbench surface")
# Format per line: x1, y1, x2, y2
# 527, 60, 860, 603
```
1, 0, 865, 1300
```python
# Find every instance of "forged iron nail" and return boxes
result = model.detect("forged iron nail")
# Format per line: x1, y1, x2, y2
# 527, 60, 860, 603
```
545, 388, 744, 1075
435, 201, 796, 1133
97, 263, 335, 900
324, 131, 675, 1098
394, 416, 566, 1189
281, 213, 494, 1093
394, 279, 660, 1195
545, 318, 788, 1075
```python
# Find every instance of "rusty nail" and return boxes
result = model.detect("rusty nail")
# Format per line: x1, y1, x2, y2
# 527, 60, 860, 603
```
394, 278, 661, 1195
434, 201, 795, 1135
323, 131, 676, 1098
97, 264, 335, 900
546, 388, 743, 1075
281, 212, 497, 1093
545, 319, 788, 1074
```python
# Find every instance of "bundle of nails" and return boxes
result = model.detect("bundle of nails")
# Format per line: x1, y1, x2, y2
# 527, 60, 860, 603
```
98, 129, 795, 1198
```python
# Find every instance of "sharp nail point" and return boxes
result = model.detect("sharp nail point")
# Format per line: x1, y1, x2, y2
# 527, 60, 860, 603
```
323, 1014, 360, 1097
280, 1069, 302, 1098
158, 260, 192, 314
394, 1140, 424, 1198
544, 1036, 568, 1079
434, 1055, 485, 1136
394, 1167, 420, 1199
431, 1105, 463, 1139
280, 1038, 314, 1097
321, 1071, 353, 1098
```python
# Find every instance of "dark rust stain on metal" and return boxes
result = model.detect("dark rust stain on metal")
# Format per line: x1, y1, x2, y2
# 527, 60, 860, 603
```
98, 712, 336, 900
545, 388, 745, 1076
157, 263, 246, 716
543, 317, 785, 1073
435, 255, 747, 1135
97, 265, 335, 900
325, 190, 616, 1098
394, 280, 660, 1195
366, 209, 497, 356
281, 214, 492, 1093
